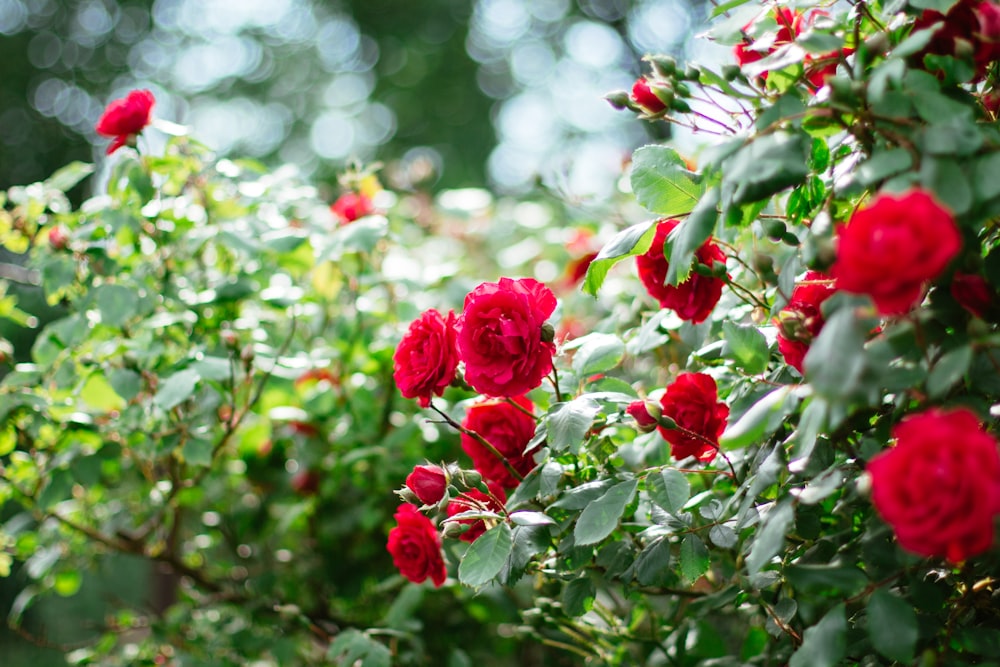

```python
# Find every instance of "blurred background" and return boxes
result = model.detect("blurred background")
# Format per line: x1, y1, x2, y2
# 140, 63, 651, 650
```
0, 0, 723, 200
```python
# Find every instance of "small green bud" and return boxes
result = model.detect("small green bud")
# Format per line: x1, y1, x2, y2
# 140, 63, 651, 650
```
722, 64, 742, 81
671, 99, 691, 113
673, 82, 691, 98
683, 64, 701, 81
541, 322, 555, 343
648, 54, 677, 77
764, 219, 786, 240
605, 90, 632, 110
657, 415, 678, 430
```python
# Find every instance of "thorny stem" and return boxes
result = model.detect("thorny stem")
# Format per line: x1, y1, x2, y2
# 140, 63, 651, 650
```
428, 402, 524, 483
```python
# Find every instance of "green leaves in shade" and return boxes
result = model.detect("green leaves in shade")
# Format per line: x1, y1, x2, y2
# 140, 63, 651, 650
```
804, 305, 867, 400
720, 132, 810, 208
631, 145, 705, 218
458, 523, 513, 588
722, 321, 769, 375
583, 220, 657, 296
646, 469, 690, 514
154, 369, 201, 411
679, 535, 710, 583
789, 604, 846, 667
327, 629, 391, 667
574, 479, 638, 546
746, 501, 794, 575
867, 589, 919, 663
927, 345, 972, 398
545, 397, 601, 453
571, 333, 625, 376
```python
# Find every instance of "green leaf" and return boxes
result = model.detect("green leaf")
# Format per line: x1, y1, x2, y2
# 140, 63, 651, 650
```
854, 149, 913, 187
646, 469, 690, 514
746, 502, 794, 575
509, 511, 556, 527
785, 564, 867, 596
500, 525, 550, 585
973, 153, 1000, 201
679, 534, 710, 583
182, 437, 214, 467
928, 346, 972, 398
630, 145, 705, 217
920, 157, 972, 214
665, 188, 720, 285
709, 524, 738, 549
80, 373, 126, 412
96, 284, 140, 328
634, 537, 672, 585
546, 398, 601, 453
562, 577, 596, 616
722, 321, 769, 375
458, 523, 513, 588
721, 132, 810, 208
108, 368, 142, 401
789, 604, 847, 667
327, 629, 391, 667
868, 589, 919, 663
37, 470, 74, 510
574, 478, 638, 546
721, 386, 799, 449
154, 369, 201, 411
571, 333, 625, 376
583, 220, 658, 296
804, 305, 866, 400
45, 161, 95, 192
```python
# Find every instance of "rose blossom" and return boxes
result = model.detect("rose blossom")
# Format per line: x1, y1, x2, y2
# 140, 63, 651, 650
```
331, 192, 375, 225
461, 396, 537, 489
393, 309, 460, 408
457, 277, 557, 398
405, 464, 449, 505
867, 408, 1000, 564
636, 219, 727, 324
446, 484, 507, 543
734, 8, 800, 79
630, 78, 667, 114
658, 373, 729, 462
951, 272, 995, 318
775, 271, 837, 374
914, 0, 1000, 79
95, 89, 155, 155
386, 504, 447, 586
831, 190, 961, 316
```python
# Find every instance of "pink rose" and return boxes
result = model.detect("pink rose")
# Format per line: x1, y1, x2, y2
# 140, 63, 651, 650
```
457, 277, 556, 398
636, 219, 727, 324
831, 190, 961, 315
446, 484, 507, 543
95, 89, 155, 155
868, 408, 1000, 563
461, 396, 537, 489
386, 504, 447, 586
775, 271, 837, 374
393, 309, 460, 408
658, 373, 729, 462
331, 192, 375, 225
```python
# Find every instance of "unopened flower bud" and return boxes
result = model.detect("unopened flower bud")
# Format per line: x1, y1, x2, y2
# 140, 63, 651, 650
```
631, 78, 667, 114
626, 400, 661, 433
47, 225, 69, 250
683, 65, 701, 81
442, 521, 470, 539
657, 414, 678, 430
405, 464, 449, 505
395, 486, 420, 505
541, 322, 555, 343
648, 54, 677, 77
458, 469, 483, 488
605, 90, 632, 110
722, 64, 742, 81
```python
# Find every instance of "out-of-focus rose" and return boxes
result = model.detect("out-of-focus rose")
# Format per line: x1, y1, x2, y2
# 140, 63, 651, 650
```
393, 309, 460, 408
867, 408, 1000, 564
461, 396, 537, 489
775, 271, 837, 374
734, 8, 801, 79
831, 190, 961, 315
446, 484, 507, 543
331, 192, 376, 225
636, 219, 727, 324
457, 278, 556, 398
914, 0, 1000, 79
658, 373, 729, 462
96, 89, 155, 155
951, 272, 995, 318
387, 504, 447, 586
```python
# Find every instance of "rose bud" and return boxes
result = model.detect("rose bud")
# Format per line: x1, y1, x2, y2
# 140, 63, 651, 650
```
47, 225, 69, 250
626, 399, 661, 433
405, 464, 449, 505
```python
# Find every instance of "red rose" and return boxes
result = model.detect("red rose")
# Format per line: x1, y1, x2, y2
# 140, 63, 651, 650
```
831, 190, 961, 315
775, 271, 837, 374
386, 504, 447, 587
631, 78, 667, 114
95, 89, 155, 155
331, 192, 375, 225
914, 0, 1000, 79
868, 408, 1000, 564
393, 309, 460, 408
951, 272, 995, 318
406, 464, 449, 505
626, 399, 661, 433
636, 219, 727, 324
461, 396, 537, 488
804, 47, 855, 90
733, 8, 801, 80
457, 277, 557, 398
446, 484, 507, 543
658, 373, 729, 462
47, 225, 69, 250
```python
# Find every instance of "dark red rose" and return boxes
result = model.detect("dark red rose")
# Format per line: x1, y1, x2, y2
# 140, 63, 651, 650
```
457, 277, 557, 398
626, 399, 661, 433
775, 271, 837, 374
867, 408, 1000, 564
331, 192, 375, 225
914, 0, 1000, 79
658, 373, 729, 463
831, 190, 961, 316
734, 8, 801, 79
290, 468, 321, 496
387, 504, 447, 586
393, 309, 460, 408
951, 272, 995, 318
95, 89, 155, 155
636, 219, 727, 324
631, 78, 667, 113
406, 464, 449, 506
461, 396, 537, 489
446, 484, 507, 543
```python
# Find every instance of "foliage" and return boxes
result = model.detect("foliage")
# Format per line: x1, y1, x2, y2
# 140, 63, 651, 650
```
4, 0, 1000, 666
